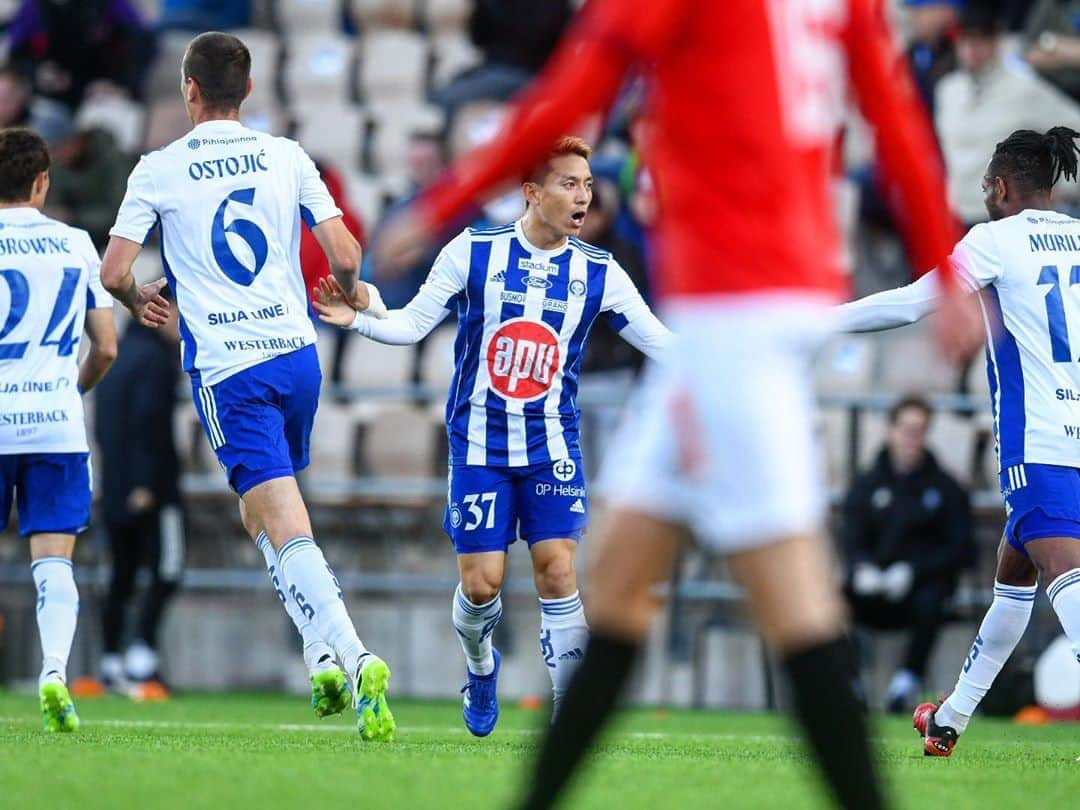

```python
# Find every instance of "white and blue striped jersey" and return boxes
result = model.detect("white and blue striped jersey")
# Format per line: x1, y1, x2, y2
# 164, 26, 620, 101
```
109, 119, 341, 386
836, 208, 1080, 472
352, 220, 671, 466
0, 208, 111, 454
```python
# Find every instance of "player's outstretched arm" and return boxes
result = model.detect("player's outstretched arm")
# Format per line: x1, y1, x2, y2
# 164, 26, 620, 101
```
311, 216, 364, 305
78, 307, 118, 393
100, 236, 171, 327
833, 270, 946, 333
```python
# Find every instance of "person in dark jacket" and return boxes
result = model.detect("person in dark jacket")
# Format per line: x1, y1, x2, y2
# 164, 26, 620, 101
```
93, 308, 184, 695
842, 394, 975, 713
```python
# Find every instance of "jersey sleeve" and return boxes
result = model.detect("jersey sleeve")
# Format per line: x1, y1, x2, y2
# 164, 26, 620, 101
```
351, 232, 469, 344
296, 143, 342, 228
109, 155, 160, 244
417, 0, 690, 228
844, 0, 960, 284
79, 231, 112, 309
600, 259, 673, 360
950, 223, 1004, 291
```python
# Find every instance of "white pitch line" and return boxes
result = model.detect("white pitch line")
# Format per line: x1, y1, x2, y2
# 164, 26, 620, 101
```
0, 715, 792, 742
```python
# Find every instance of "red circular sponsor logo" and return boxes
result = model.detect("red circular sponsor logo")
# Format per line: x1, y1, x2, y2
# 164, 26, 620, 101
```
486, 318, 561, 401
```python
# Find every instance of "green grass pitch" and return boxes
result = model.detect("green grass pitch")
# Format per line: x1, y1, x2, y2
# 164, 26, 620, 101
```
1, 690, 1078, 809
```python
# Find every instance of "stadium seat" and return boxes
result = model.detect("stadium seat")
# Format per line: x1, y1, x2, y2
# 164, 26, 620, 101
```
341, 169, 386, 229
424, 0, 471, 34
310, 397, 361, 479
357, 29, 428, 103
366, 100, 443, 177
145, 31, 193, 103
447, 99, 507, 160
419, 325, 457, 396
233, 28, 282, 108
349, 0, 417, 30
278, 0, 340, 31
927, 411, 978, 486
75, 96, 146, 154
239, 99, 288, 136
430, 32, 482, 89
143, 99, 192, 152
339, 335, 416, 390
284, 33, 356, 108
294, 101, 365, 171
360, 403, 438, 478
815, 334, 876, 396
874, 319, 960, 395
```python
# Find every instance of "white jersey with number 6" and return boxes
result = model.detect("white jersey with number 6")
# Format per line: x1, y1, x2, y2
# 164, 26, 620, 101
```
109, 119, 341, 387
951, 210, 1080, 470
0, 208, 111, 454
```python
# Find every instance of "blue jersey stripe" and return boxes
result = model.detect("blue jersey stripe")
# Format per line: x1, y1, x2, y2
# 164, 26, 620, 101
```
983, 287, 1026, 466
555, 260, 607, 458
568, 236, 610, 261
447, 240, 492, 463
525, 250, 573, 465
159, 227, 198, 374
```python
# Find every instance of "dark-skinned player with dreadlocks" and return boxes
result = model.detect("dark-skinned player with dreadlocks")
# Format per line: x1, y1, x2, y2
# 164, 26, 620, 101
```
837, 126, 1080, 757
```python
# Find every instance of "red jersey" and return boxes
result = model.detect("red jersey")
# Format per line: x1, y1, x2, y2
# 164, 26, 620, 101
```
418, 0, 956, 299
301, 164, 365, 304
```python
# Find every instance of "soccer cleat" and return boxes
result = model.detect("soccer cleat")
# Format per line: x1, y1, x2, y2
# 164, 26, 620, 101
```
355, 655, 395, 742
310, 666, 350, 718
39, 681, 79, 733
913, 701, 958, 757
461, 647, 500, 737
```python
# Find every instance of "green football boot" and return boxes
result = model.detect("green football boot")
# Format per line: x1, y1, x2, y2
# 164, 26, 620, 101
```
39, 681, 79, 733
355, 655, 395, 742
310, 666, 351, 718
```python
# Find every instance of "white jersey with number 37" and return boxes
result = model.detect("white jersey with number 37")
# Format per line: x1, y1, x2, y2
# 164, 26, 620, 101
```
952, 210, 1080, 469
0, 208, 111, 454
109, 119, 341, 386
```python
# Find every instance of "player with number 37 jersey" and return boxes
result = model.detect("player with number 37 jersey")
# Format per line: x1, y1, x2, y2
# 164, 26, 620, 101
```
314, 136, 670, 737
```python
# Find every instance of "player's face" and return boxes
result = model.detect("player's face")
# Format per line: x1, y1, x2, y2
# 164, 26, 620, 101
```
531, 155, 593, 238
982, 174, 1006, 221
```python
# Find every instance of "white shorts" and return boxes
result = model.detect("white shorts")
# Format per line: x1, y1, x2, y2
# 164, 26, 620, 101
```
598, 293, 834, 552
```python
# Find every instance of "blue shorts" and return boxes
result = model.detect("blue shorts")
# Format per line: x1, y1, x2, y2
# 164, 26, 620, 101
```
1001, 462, 1080, 555
444, 458, 589, 554
0, 452, 91, 536
191, 346, 321, 496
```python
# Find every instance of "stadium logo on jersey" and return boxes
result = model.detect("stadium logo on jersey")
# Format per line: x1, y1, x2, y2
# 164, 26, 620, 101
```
486, 318, 561, 401
553, 458, 577, 482
188, 138, 201, 149
524, 275, 553, 290
569, 279, 587, 297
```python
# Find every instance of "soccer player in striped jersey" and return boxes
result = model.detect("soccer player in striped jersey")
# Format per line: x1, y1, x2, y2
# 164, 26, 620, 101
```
0, 128, 119, 731
835, 127, 1080, 757
99, 32, 394, 740
314, 136, 671, 736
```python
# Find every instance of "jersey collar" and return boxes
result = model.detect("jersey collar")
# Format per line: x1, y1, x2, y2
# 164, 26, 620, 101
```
0, 206, 45, 222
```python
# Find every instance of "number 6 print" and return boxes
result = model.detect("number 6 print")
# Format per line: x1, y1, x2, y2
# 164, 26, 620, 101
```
211, 187, 269, 286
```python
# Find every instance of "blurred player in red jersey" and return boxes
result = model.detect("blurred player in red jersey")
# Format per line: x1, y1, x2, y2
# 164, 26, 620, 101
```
373, 2, 983, 807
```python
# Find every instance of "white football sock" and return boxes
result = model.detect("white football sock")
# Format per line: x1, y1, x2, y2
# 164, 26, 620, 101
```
539, 591, 589, 714
1048, 569, 1080, 662
124, 640, 159, 681
452, 583, 501, 676
256, 532, 336, 673
31, 557, 78, 688
936, 581, 1035, 734
276, 537, 368, 676
886, 668, 919, 703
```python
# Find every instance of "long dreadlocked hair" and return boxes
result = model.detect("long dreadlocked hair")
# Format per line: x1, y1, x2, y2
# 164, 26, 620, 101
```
987, 127, 1080, 193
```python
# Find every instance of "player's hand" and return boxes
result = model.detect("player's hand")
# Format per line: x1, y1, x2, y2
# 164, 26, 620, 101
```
934, 282, 984, 365
313, 276, 359, 327
371, 209, 431, 277
132, 278, 171, 328
881, 561, 914, 603
852, 563, 883, 596
126, 487, 155, 514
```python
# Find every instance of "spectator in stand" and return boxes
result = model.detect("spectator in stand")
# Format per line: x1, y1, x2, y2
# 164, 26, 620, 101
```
43, 121, 136, 247
8, 0, 153, 109
936, 4, 1080, 224
94, 304, 185, 698
1024, 0, 1080, 100
157, 0, 250, 31
300, 159, 365, 390
430, 0, 575, 122
0, 66, 71, 139
842, 395, 975, 713
905, 0, 964, 112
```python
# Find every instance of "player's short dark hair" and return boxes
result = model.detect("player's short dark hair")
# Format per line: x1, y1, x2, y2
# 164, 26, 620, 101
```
988, 127, 1080, 194
889, 394, 933, 426
182, 32, 251, 112
0, 127, 50, 202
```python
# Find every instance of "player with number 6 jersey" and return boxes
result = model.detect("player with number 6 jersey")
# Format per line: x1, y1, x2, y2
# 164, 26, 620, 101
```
101, 32, 394, 742
0, 128, 118, 732
835, 127, 1080, 758
313, 136, 670, 736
